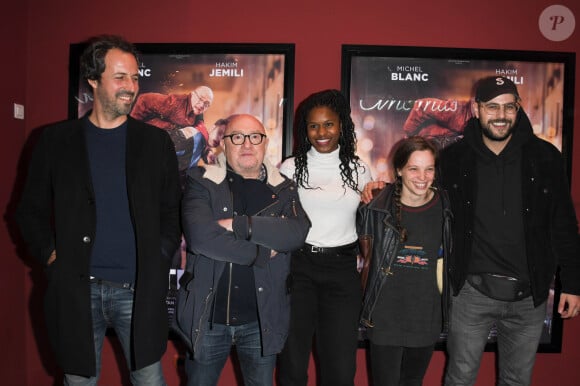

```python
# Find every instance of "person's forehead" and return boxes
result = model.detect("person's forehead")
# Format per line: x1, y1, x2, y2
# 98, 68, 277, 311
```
307, 106, 339, 120
484, 93, 517, 103
407, 150, 435, 163
195, 88, 213, 100
104, 49, 138, 73
226, 117, 265, 134
105, 48, 136, 63
197, 94, 211, 102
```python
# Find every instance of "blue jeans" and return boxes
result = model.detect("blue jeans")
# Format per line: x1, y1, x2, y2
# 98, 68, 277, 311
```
64, 282, 166, 386
185, 321, 276, 386
444, 281, 546, 386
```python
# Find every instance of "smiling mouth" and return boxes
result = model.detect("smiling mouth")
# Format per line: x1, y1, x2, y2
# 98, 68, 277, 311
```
412, 182, 429, 189
490, 120, 509, 127
315, 139, 331, 144
118, 94, 134, 103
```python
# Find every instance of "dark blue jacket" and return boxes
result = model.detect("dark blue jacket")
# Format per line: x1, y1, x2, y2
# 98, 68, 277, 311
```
440, 111, 580, 306
174, 153, 310, 359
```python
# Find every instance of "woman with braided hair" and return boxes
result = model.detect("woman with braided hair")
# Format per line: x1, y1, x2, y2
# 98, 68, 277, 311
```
358, 136, 452, 386
277, 89, 372, 386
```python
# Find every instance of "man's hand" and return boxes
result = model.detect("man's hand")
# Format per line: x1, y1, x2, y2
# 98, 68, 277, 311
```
47, 250, 56, 266
217, 218, 233, 232
558, 293, 580, 319
361, 181, 386, 204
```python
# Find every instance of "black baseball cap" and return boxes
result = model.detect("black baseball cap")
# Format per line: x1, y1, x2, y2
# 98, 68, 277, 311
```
475, 76, 520, 102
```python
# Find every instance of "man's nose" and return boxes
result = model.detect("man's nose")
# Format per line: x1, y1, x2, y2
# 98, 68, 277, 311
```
241, 136, 253, 147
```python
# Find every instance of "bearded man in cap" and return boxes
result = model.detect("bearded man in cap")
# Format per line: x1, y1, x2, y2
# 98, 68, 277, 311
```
440, 76, 580, 385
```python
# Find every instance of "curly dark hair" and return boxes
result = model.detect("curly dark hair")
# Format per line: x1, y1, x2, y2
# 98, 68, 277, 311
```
80, 35, 139, 83
391, 136, 439, 242
291, 89, 364, 192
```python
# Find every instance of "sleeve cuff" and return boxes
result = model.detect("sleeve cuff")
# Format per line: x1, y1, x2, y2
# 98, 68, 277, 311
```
232, 215, 252, 240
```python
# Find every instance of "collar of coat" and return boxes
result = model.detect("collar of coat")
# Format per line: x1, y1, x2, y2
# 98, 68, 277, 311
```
201, 152, 286, 187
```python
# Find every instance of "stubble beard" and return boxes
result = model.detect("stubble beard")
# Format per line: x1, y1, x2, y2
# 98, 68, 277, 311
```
100, 91, 135, 119
481, 119, 515, 142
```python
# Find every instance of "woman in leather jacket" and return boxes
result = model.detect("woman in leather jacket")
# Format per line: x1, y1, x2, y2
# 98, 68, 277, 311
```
358, 136, 452, 386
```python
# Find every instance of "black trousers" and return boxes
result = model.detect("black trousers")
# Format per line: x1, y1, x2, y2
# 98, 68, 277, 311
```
277, 244, 361, 386
369, 342, 435, 386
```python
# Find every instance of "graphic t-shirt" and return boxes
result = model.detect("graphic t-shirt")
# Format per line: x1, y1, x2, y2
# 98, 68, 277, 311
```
366, 192, 443, 347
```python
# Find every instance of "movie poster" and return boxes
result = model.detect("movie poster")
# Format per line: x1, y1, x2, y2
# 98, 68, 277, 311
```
74, 49, 290, 169
348, 56, 566, 182
345, 49, 572, 350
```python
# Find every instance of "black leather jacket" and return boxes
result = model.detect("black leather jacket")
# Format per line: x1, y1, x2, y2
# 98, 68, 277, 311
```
358, 183, 453, 329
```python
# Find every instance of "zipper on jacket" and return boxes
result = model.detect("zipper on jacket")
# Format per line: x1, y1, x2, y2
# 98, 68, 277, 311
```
194, 290, 214, 350
363, 228, 400, 326
381, 266, 394, 276
251, 181, 292, 216
380, 224, 399, 277
361, 318, 375, 328
225, 263, 233, 325
253, 199, 280, 216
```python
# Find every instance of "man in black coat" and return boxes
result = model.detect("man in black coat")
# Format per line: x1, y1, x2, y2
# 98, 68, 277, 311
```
441, 76, 580, 385
16, 35, 181, 384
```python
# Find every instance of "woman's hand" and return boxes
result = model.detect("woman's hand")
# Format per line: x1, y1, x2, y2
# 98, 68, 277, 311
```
361, 181, 386, 204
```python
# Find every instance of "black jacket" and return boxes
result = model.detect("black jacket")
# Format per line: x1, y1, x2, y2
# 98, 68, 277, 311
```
440, 111, 580, 306
358, 183, 453, 328
16, 117, 182, 376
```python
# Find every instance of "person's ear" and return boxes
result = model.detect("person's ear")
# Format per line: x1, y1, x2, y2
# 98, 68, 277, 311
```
472, 100, 480, 119
87, 78, 98, 90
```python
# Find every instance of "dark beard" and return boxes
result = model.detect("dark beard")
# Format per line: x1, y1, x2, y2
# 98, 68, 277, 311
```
481, 119, 515, 142
102, 91, 135, 118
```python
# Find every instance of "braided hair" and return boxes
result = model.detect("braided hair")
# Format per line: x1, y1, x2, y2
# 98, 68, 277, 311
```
391, 136, 439, 242
292, 89, 363, 192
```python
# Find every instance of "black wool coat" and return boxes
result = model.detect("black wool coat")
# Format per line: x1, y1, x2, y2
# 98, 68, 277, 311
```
16, 116, 182, 376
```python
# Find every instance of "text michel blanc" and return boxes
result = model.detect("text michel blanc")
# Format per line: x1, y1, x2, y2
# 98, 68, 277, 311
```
360, 66, 523, 112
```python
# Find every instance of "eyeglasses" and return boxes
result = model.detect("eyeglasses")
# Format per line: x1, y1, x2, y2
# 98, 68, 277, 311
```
480, 102, 520, 115
223, 133, 267, 145
193, 90, 211, 109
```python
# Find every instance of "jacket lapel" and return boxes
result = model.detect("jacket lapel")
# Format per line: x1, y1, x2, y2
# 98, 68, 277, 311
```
67, 119, 95, 199
125, 117, 144, 196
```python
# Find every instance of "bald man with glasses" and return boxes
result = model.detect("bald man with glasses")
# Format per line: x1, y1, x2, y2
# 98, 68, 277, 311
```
174, 114, 310, 386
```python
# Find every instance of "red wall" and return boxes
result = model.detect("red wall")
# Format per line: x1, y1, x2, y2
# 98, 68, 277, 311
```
0, 0, 27, 383
2, 0, 580, 384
